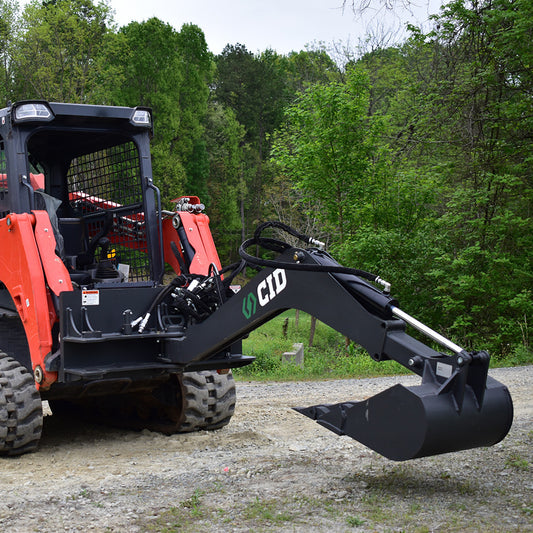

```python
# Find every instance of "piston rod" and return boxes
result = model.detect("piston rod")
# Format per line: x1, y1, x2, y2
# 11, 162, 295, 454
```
391, 306, 463, 354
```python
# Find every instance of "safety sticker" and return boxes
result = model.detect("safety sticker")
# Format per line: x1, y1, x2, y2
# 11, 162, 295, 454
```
82, 289, 100, 306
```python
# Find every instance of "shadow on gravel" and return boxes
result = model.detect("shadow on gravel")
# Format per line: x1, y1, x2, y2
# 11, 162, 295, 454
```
345, 467, 479, 497
39, 412, 131, 450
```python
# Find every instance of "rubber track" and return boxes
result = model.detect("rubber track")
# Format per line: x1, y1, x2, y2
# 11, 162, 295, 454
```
0, 352, 43, 455
179, 370, 236, 432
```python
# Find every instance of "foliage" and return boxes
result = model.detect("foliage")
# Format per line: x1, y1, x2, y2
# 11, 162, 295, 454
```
204, 101, 245, 263
13, 0, 115, 102
269, 0, 532, 358
113, 19, 213, 208
215, 44, 286, 148
115, 18, 185, 204
214, 44, 288, 236
176, 23, 214, 201
0, 0, 20, 102
284, 48, 341, 92
271, 68, 387, 242
0, 0, 528, 361
394, 0, 533, 353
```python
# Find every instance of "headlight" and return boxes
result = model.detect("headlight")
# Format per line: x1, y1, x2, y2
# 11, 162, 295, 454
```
14, 102, 53, 122
131, 109, 151, 126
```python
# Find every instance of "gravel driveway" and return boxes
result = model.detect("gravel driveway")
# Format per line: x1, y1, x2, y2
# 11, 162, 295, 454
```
0, 366, 531, 532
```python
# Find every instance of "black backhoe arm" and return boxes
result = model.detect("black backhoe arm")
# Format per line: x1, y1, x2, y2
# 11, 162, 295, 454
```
167, 247, 513, 461
171, 248, 437, 371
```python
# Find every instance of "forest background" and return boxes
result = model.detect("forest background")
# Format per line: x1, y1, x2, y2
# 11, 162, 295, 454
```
0, 0, 530, 362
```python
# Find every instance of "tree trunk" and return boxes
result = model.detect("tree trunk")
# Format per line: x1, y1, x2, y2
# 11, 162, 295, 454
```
309, 316, 317, 347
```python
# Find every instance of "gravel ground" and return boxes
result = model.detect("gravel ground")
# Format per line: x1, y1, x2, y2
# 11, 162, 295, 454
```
0, 366, 531, 532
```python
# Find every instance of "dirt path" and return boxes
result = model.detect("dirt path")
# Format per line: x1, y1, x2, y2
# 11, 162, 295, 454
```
0, 367, 531, 532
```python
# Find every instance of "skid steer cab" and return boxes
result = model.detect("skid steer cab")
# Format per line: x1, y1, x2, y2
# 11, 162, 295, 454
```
0, 101, 513, 459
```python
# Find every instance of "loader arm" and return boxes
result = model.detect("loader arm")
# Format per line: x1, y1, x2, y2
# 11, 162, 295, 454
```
166, 245, 513, 461
0, 211, 73, 389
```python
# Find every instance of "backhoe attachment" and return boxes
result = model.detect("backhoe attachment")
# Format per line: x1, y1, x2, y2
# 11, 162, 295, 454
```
166, 222, 513, 461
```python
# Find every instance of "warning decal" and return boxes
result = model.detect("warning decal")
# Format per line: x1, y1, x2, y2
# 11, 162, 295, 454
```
82, 290, 100, 306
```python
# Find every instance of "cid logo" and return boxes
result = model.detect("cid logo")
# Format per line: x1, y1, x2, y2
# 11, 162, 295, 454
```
242, 268, 287, 319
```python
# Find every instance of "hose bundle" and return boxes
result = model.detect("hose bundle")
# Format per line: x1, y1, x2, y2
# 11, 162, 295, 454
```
137, 221, 391, 332
237, 221, 385, 287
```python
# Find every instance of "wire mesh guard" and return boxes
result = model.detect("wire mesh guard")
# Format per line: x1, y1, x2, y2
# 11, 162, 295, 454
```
66, 142, 151, 282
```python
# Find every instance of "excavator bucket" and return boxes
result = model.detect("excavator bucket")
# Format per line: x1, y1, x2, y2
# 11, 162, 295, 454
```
295, 373, 513, 461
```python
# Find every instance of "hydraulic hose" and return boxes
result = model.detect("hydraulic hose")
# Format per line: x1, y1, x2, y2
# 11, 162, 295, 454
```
141, 221, 391, 332
238, 221, 383, 285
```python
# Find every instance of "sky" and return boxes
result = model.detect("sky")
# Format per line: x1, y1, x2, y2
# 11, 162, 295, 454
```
81, 0, 442, 56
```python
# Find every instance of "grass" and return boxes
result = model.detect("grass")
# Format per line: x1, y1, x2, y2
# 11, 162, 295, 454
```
505, 452, 530, 471
234, 310, 532, 381
136, 470, 524, 533
243, 496, 293, 523
489, 342, 533, 368
143, 489, 206, 532
346, 515, 365, 527
141, 492, 299, 532
181, 489, 205, 518
234, 310, 410, 381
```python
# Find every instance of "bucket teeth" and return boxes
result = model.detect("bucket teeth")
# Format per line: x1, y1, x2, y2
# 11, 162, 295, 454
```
293, 404, 354, 436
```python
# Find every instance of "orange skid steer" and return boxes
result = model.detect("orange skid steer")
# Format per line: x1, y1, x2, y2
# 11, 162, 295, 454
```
0, 101, 513, 459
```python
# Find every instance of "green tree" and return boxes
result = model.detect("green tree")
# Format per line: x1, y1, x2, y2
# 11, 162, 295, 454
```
203, 102, 245, 262
13, 0, 115, 102
271, 68, 387, 243
214, 44, 288, 235
214, 44, 261, 145
380, 0, 533, 354
271, 64, 438, 318
116, 18, 185, 204
284, 48, 340, 93
0, 0, 20, 103
176, 23, 214, 202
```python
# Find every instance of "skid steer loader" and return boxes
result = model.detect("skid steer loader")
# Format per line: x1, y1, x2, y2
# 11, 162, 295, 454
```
0, 101, 513, 460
